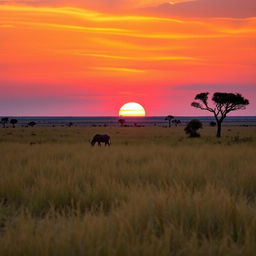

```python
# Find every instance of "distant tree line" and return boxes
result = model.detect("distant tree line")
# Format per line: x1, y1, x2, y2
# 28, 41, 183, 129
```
164, 116, 181, 127
1, 117, 18, 128
0, 118, 38, 128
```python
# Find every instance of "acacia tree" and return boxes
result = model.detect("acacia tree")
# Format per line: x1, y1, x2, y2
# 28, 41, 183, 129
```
118, 119, 125, 127
191, 92, 249, 137
1, 117, 9, 128
10, 119, 18, 128
165, 115, 174, 127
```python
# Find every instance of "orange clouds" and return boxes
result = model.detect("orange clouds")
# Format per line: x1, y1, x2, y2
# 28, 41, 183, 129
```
0, 0, 193, 10
0, 4, 255, 115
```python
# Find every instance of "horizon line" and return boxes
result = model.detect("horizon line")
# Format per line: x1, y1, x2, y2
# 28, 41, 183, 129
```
1, 115, 255, 118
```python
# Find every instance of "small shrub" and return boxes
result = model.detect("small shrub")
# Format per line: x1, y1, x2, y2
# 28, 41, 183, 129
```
184, 119, 203, 137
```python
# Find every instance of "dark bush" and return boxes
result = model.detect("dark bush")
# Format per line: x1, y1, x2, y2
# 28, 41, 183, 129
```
184, 119, 203, 137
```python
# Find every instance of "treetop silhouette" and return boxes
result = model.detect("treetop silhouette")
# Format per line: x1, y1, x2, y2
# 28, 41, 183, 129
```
165, 115, 174, 127
192, 92, 249, 137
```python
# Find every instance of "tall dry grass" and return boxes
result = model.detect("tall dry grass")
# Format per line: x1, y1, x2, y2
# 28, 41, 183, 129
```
0, 126, 255, 255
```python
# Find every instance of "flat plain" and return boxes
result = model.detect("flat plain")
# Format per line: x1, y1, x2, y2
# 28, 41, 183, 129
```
0, 125, 255, 256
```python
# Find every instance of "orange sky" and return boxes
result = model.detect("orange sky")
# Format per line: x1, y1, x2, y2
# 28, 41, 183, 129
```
1, 1, 256, 116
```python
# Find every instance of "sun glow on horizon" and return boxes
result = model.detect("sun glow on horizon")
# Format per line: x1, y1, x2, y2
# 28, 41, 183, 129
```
119, 102, 146, 117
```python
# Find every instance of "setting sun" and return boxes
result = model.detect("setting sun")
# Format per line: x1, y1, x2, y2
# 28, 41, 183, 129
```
119, 102, 146, 117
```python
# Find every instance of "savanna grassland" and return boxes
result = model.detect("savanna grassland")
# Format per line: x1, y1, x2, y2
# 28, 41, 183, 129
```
0, 125, 255, 256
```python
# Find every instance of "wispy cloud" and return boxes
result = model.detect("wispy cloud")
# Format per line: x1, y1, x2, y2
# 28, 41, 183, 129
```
93, 67, 146, 73
0, 5, 184, 23
1, 0, 255, 18
0, 0, 193, 10
79, 53, 201, 61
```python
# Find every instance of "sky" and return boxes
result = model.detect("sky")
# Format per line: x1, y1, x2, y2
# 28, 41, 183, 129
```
1, 0, 256, 116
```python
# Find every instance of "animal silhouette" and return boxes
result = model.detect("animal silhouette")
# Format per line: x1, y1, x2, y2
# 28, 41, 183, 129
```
90, 134, 111, 146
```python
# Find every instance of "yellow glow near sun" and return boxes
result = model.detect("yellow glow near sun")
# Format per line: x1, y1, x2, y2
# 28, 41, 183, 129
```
119, 102, 146, 117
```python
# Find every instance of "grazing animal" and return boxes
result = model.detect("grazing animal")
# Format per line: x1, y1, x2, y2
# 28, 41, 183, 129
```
90, 134, 111, 146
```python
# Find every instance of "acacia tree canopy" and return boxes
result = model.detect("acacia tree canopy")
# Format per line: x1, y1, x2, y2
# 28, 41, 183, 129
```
191, 92, 249, 137
165, 115, 174, 127
165, 115, 174, 120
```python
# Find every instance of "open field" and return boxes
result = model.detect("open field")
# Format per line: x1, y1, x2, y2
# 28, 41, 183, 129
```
0, 126, 255, 255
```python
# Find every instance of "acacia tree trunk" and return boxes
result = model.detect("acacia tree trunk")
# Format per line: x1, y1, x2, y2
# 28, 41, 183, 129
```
168, 120, 171, 127
216, 121, 222, 138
